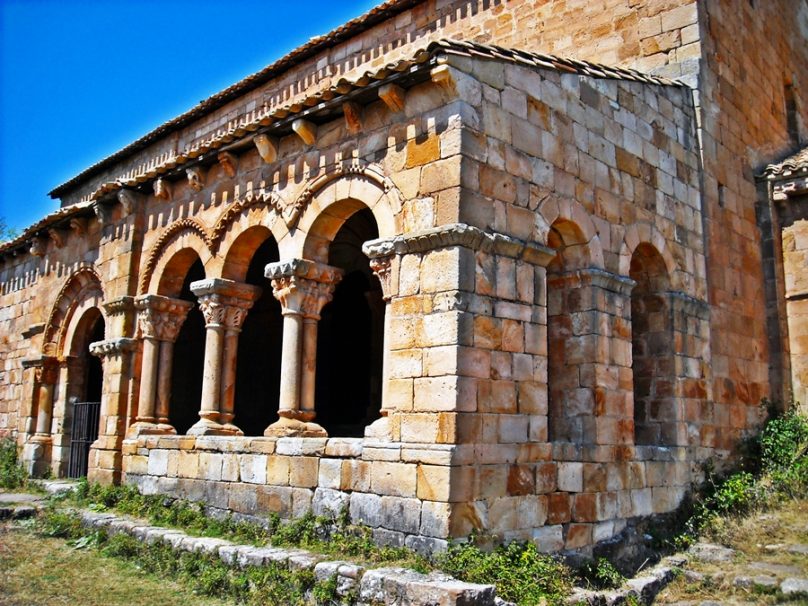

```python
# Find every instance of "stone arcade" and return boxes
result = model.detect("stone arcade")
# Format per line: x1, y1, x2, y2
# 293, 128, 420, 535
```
1, 0, 806, 555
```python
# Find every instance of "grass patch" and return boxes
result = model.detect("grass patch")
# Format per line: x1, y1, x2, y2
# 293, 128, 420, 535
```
0, 436, 28, 489
0, 520, 233, 606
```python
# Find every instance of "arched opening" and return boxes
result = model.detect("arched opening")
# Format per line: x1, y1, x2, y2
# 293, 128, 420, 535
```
630, 243, 675, 445
169, 257, 206, 434
66, 309, 105, 478
234, 234, 283, 436
315, 207, 384, 436
546, 218, 592, 443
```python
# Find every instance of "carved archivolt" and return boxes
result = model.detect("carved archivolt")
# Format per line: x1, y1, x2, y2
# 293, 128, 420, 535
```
293, 161, 402, 221
43, 266, 105, 359
210, 189, 284, 251
138, 218, 213, 295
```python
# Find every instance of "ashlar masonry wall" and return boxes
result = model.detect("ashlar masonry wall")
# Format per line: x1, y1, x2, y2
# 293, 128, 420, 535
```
121, 54, 704, 553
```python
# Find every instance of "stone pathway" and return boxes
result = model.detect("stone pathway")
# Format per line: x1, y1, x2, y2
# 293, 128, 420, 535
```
655, 540, 808, 605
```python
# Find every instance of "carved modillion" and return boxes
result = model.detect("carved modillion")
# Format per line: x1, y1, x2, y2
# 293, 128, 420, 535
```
154, 178, 172, 201
379, 83, 406, 113
218, 151, 238, 178
186, 166, 206, 192
253, 134, 278, 164
292, 119, 317, 145
47, 228, 65, 249
343, 101, 363, 134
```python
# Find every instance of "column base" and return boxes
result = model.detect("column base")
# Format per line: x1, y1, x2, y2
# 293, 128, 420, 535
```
23, 436, 52, 478
187, 417, 233, 436
364, 415, 393, 439
126, 421, 176, 438
264, 415, 327, 438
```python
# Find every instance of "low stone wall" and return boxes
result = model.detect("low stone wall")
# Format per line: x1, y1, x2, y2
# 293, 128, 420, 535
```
123, 434, 456, 554
123, 434, 707, 555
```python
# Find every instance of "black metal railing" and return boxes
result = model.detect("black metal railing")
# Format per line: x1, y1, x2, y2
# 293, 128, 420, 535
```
67, 401, 101, 478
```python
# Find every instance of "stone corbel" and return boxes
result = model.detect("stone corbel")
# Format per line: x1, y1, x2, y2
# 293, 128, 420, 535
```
29, 237, 47, 257
47, 228, 65, 249
378, 83, 406, 112
186, 166, 206, 192
343, 101, 363, 134
253, 134, 278, 164
70, 217, 88, 236
218, 151, 238, 178
153, 178, 172, 201
117, 189, 143, 214
292, 119, 317, 146
93, 201, 114, 224
430, 64, 456, 93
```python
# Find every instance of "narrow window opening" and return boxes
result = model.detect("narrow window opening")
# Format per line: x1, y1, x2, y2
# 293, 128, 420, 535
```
785, 82, 799, 145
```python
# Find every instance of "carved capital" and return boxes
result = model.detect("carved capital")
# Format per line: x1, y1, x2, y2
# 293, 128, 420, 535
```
265, 259, 343, 317
369, 256, 394, 301
189, 279, 261, 331
135, 294, 194, 342
89, 337, 137, 359
33, 357, 59, 385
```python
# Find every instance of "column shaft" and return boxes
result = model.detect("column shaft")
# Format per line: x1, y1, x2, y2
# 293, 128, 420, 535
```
137, 336, 160, 423
35, 382, 55, 436
278, 311, 304, 417
300, 318, 318, 419
219, 329, 242, 433
155, 340, 175, 428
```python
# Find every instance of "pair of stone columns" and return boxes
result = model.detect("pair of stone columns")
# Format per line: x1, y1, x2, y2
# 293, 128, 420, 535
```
30, 357, 60, 440
263, 259, 343, 437
128, 295, 194, 437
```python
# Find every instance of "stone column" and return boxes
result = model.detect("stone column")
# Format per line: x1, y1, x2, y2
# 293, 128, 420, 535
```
363, 241, 397, 438
264, 259, 342, 437
87, 337, 137, 484
129, 295, 193, 437
22, 356, 59, 477
219, 292, 261, 434
33, 357, 59, 438
188, 279, 260, 436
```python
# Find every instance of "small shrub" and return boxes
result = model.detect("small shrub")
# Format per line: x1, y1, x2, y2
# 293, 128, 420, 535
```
579, 557, 625, 590
39, 509, 84, 539
438, 537, 572, 605
311, 573, 339, 605
0, 437, 27, 489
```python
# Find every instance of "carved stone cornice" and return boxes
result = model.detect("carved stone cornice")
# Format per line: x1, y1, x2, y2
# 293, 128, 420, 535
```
265, 259, 343, 317
103, 296, 135, 317
547, 268, 636, 296
363, 223, 556, 266
135, 294, 194, 342
89, 337, 137, 359
189, 279, 261, 330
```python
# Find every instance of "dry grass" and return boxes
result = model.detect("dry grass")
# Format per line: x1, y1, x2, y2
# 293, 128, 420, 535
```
0, 521, 233, 606
656, 498, 808, 605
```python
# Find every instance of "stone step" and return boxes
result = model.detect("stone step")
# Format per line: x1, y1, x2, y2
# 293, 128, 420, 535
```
75, 508, 497, 605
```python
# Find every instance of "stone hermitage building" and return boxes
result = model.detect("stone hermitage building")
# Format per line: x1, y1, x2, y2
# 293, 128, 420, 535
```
1, 0, 806, 554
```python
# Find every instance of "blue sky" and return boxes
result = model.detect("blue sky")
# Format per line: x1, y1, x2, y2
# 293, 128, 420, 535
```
0, 0, 379, 232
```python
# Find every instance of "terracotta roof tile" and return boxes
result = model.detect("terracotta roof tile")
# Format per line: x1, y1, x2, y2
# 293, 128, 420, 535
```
762, 147, 808, 179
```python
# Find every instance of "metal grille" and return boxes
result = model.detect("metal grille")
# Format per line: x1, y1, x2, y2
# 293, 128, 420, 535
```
67, 401, 101, 478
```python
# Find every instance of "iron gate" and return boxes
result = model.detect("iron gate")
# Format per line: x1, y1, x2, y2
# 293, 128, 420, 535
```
68, 401, 101, 478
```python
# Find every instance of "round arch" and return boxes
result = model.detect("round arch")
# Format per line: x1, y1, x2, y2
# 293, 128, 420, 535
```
538, 196, 605, 269
140, 219, 214, 295
43, 267, 105, 360
220, 224, 277, 282
295, 166, 401, 262
619, 223, 680, 290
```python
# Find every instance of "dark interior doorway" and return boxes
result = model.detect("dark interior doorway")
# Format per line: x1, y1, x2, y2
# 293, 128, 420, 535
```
235, 237, 283, 435
67, 312, 105, 478
316, 208, 384, 437
170, 259, 206, 434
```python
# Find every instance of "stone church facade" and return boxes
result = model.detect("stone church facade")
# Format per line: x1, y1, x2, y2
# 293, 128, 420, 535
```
1, 0, 806, 553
